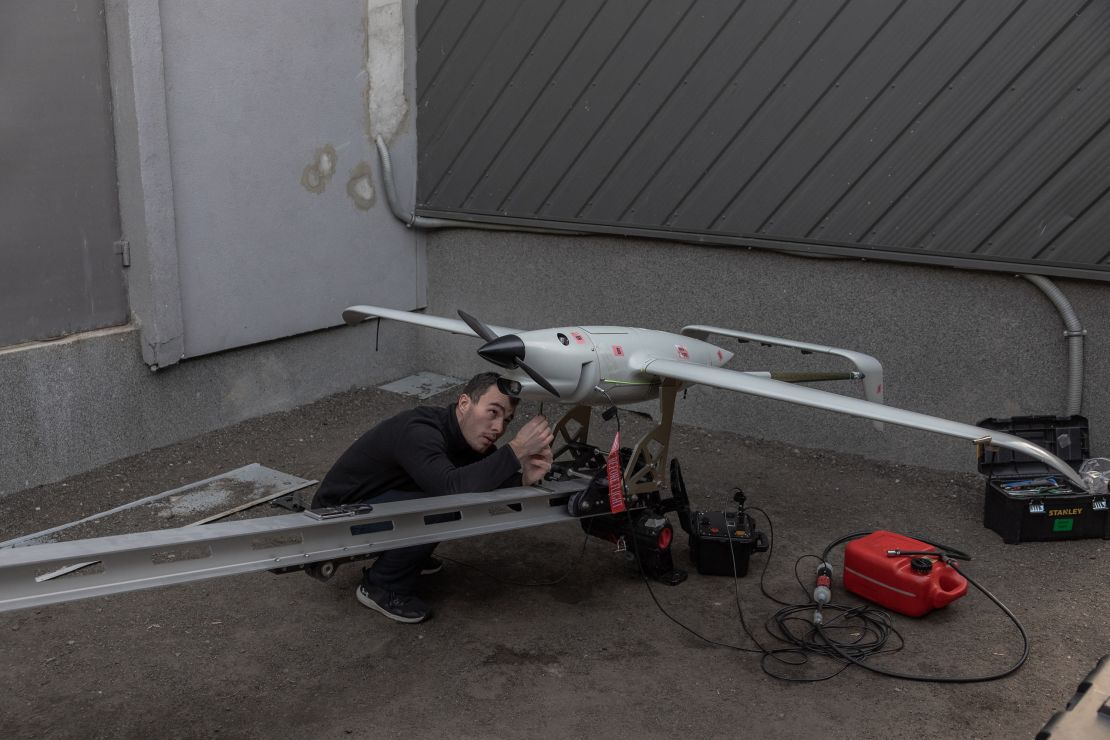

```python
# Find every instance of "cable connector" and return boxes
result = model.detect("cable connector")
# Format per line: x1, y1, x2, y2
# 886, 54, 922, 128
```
732, 487, 747, 515
814, 562, 832, 607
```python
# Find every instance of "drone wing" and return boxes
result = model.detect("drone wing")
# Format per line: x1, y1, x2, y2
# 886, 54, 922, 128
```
343, 305, 521, 337
642, 357, 1087, 489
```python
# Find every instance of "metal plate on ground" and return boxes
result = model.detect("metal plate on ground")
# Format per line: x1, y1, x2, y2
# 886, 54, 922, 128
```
3, 464, 315, 547
379, 371, 463, 399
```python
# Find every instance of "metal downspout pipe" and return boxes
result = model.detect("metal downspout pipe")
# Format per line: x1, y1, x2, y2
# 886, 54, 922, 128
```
374, 136, 583, 235
1020, 274, 1086, 417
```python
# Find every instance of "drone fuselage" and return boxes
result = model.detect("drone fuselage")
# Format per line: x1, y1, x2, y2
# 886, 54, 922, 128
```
501, 326, 734, 404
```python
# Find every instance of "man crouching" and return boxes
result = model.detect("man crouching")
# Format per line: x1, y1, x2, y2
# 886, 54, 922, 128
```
311, 372, 554, 623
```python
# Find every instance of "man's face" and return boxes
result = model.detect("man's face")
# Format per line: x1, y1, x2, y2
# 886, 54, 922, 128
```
456, 386, 516, 452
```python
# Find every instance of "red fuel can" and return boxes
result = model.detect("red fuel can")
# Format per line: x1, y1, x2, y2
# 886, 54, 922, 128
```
842, 531, 968, 617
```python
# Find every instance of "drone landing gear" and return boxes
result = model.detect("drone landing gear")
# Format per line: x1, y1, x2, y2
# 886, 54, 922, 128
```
548, 391, 696, 586
556, 451, 694, 586
562, 472, 686, 584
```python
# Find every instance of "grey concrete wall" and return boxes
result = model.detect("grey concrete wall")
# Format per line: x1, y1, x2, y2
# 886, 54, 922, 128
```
0, 1, 427, 497
1, 0, 129, 346
0, 322, 418, 497
7, 225, 1104, 497
423, 229, 1110, 475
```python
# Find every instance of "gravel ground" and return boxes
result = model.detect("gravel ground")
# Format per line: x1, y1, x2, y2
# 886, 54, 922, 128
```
1, 385, 1106, 739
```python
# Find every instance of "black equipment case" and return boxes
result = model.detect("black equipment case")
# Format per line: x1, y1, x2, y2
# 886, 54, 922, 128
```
688, 510, 768, 577
977, 415, 1109, 544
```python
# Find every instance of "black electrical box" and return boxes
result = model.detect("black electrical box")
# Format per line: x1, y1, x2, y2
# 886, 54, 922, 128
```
688, 510, 767, 576
977, 415, 1109, 544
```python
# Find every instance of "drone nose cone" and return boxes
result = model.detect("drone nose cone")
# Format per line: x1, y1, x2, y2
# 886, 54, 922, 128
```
478, 334, 526, 369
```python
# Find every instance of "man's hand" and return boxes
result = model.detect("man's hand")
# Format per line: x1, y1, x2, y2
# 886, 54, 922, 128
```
521, 447, 553, 486
508, 415, 554, 461
510, 416, 554, 486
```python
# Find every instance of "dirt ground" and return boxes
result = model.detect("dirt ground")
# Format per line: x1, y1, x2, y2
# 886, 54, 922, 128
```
2, 385, 1107, 739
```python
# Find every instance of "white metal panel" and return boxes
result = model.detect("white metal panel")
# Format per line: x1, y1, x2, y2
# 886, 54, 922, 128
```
158, 0, 424, 357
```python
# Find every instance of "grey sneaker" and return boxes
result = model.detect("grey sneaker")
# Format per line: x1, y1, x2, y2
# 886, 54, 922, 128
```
356, 583, 431, 623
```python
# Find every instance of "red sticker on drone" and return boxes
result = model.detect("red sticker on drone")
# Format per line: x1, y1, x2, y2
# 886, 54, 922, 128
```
676, 345, 690, 360
716, 349, 724, 362
612, 345, 624, 357
571, 332, 586, 344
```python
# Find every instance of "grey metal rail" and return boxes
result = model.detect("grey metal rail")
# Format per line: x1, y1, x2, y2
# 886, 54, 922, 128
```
0, 480, 589, 614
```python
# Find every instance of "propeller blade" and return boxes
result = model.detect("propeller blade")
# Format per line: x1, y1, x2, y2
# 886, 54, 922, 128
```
518, 359, 561, 398
457, 310, 499, 342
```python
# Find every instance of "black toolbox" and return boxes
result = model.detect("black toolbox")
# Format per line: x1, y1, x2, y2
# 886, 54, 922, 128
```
977, 415, 1109, 544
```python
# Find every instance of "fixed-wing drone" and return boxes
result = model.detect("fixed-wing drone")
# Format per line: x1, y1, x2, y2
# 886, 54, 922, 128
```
344, 304, 1088, 492
0, 305, 1088, 613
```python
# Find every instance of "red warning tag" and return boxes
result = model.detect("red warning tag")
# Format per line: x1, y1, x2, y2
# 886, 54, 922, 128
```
612, 345, 624, 357
571, 331, 586, 344
606, 432, 625, 513
676, 345, 690, 360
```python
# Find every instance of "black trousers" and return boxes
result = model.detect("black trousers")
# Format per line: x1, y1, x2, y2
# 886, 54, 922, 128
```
362, 488, 440, 596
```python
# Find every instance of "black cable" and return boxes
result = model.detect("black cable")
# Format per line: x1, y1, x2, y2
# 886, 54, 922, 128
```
730, 509, 872, 681
813, 554, 1029, 683
764, 599, 902, 682
722, 511, 776, 655
748, 505, 795, 607
733, 503, 876, 685
589, 388, 761, 653
774, 530, 1027, 683
654, 475, 1024, 681
590, 397, 890, 674
619, 519, 763, 655
576, 393, 1028, 683
608, 391, 785, 655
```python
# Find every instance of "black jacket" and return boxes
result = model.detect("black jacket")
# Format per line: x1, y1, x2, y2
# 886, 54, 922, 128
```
312, 403, 522, 507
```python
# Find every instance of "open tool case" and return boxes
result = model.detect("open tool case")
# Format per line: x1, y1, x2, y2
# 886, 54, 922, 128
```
978, 415, 1108, 544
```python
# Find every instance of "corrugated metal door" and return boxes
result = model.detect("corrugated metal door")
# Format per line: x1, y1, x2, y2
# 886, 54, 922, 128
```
0, 0, 128, 346
416, 0, 1110, 281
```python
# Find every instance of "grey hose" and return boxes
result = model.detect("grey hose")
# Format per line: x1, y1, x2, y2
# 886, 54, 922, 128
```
374, 135, 415, 226
1020, 274, 1085, 416
374, 135, 583, 235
